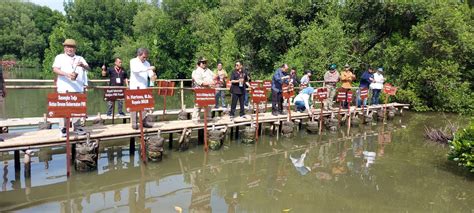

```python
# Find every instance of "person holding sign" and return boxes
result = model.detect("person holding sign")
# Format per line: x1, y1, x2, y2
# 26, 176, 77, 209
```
192, 57, 215, 123
102, 57, 128, 116
271, 64, 290, 116
52, 39, 90, 137
213, 62, 227, 109
370, 67, 385, 105
129, 48, 156, 129
323, 64, 340, 110
229, 61, 249, 118
293, 86, 314, 116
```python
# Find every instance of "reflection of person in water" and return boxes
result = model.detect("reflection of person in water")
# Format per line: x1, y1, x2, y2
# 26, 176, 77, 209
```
289, 149, 311, 176
189, 169, 212, 213
2, 161, 7, 191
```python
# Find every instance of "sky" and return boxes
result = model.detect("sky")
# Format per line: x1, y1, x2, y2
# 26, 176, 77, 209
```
28, 0, 66, 14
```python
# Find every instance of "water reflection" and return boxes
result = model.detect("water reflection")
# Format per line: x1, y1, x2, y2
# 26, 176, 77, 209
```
0, 113, 473, 212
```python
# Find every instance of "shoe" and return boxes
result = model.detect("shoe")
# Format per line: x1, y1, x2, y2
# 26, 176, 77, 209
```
73, 127, 87, 136
279, 111, 287, 115
143, 122, 153, 128
271, 112, 279, 116
106, 114, 112, 117
132, 124, 139, 130
119, 113, 126, 116
0, 138, 3, 142
60, 128, 67, 137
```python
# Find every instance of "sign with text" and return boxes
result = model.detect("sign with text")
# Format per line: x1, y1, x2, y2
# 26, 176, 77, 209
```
251, 87, 267, 103
383, 83, 398, 96
282, 83, 295, 99
263, 80, 272, 91
360, 88, 369, 99
157, 80, 176, 96
47, 93, 87, 118
347, 90, 354, 102
194, 88, 216, 107
104, 88, 125, 101
314, 87, 328, 101
336, 88, 347, 102
125, 89, 155, 112
250, 82, 260, 88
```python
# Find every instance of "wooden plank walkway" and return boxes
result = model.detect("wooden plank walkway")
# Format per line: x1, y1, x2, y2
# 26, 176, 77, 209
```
0, 103, 409, 151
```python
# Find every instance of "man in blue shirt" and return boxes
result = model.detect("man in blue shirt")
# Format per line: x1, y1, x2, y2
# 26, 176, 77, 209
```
357, 67, 375, 107
271, 64, 290, 116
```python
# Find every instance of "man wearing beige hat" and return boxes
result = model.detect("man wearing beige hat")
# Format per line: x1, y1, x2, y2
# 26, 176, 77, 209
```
191, 57, 215, 123
52, 39, 90, 137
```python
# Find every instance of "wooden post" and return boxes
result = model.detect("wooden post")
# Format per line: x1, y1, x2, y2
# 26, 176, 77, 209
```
338, 102, 342, 128
204, 109, 208, 152
255, 103, 259, 142
180, 80, 184, 110
112, 101, 115, 124
235, 126, 240, 139
138, 111, 147, 164
163, 95, 167, 120
169, 133, 173, 149
14, 150, 20, 173
129, 137, 135, 155
319, 102, 324, 135
347, 100, 352, 135
198, 129, 204, 145
71, 144, 76, 165
66, 117, 71, 177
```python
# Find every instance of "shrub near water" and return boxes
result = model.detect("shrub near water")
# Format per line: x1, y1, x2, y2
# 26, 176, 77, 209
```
448, 120, 474, 173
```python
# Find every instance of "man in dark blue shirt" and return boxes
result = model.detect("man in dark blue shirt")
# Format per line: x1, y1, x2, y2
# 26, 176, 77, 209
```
357, 67, 374, 107
102, 57, 129, 116
271, 64, 290, 116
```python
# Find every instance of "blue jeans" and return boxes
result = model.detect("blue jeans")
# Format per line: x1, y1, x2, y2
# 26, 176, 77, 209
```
371, 89, 381, 105
215, 90, 226, 108
356, 88, 368, 108
295, 101, 306, 112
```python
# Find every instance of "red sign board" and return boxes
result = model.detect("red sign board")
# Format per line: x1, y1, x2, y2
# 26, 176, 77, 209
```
226, 80, 231, 89
194, 88, 216, 107
157, 80, 176, 96
360, 88, 369, 99
104, 88, 125, 101
347, 90, 354, 102
383, 83, 398, 96
282, 83, 295, 99
336, 88, 347, 102
250, 82, 260, 88
251, 87, 267, 103
263, 80, 272, 91
125, 89, 155, 112
314, 87, 328, 101
47, 93, 87, 118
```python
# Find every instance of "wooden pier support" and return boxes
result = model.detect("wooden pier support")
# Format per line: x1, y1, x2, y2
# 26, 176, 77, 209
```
235, 126, 240, 140
14, 150, 20, 173
71, 144, 76, 165
198, 129, 204, 145
129, 137, 136, 155
168, 133, 173, 149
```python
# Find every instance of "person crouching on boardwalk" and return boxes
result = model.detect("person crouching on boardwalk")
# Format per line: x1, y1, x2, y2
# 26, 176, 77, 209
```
293, 86, 315, 117
102, 57, 128, 117
52, 39, 90, 137
129, 48, 156, 129
192, 57, 215, 123
271, 64, 290, 116
229, 61, 249, 119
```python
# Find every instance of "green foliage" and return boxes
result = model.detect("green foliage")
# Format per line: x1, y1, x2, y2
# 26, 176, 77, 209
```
2, 0, 473, 113
448, 120, 474, 173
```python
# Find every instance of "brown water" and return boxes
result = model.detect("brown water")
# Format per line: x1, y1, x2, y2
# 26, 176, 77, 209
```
0, 112, 472, 212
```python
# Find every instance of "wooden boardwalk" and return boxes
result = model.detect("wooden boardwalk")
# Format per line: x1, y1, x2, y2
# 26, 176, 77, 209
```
0, 103, 409, 152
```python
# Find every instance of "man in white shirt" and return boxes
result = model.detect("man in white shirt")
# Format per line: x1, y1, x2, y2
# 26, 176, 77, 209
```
52, 39, 90, 137
191, 57, 215, 123
369, 67, 385, 105
129, 48, 157, 129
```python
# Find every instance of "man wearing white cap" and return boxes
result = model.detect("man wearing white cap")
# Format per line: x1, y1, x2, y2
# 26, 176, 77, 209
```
370, 67, 385, 105
52, 39, 90, 137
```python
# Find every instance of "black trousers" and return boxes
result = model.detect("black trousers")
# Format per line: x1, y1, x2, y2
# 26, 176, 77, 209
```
271, 90, 283, 113
230, 93, 245, 117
